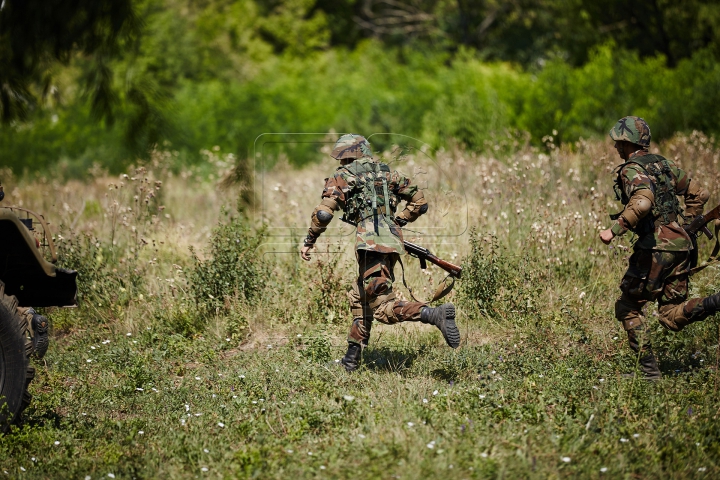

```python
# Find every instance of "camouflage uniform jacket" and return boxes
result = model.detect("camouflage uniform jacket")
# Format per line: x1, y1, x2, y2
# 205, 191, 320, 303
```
311, 157, 425, 254
612, 151, 693, 251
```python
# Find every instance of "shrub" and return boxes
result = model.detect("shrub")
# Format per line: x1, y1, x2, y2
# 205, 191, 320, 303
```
458, 230, 507, 319
187, 211, 267, 315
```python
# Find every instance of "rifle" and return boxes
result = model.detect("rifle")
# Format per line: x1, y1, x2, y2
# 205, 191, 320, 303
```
403, 241, 462, 279
683, 203, 720, 275
683, 203, 720, 239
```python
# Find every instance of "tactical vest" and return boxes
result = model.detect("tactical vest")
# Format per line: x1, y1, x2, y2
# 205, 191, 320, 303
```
612, 154, 683, 235
340, 160, 399, 227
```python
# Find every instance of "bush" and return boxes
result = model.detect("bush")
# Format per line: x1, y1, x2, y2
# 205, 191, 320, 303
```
187, 211, 267, 315
458, 229, 544, 324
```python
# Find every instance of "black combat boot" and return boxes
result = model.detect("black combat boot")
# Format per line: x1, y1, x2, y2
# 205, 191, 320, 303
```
28, 308, 49, 359
639, 352, 662, 381
340, 343, 362, 372
624, 325, 661, 380
701, 292, 720, 319
420, 303, 460, 349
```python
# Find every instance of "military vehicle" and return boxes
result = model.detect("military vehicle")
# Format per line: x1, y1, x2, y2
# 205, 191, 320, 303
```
0, 184, 77, 432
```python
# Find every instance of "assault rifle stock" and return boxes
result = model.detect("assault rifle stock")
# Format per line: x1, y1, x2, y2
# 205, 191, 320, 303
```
683, 203, 720, 239
403, 241, 462, 279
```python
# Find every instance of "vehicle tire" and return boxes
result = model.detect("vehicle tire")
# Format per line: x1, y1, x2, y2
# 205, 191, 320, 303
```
0, 287, 33, 433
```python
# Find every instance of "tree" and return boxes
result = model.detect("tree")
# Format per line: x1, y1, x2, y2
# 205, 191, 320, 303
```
0, 0, 137, 123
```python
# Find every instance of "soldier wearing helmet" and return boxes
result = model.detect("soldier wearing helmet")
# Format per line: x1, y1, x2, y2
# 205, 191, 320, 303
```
600, 116, 719, 379
300, 134, 460, 372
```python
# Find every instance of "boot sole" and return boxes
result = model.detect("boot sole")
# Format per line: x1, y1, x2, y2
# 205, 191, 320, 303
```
442, 304, 460, 349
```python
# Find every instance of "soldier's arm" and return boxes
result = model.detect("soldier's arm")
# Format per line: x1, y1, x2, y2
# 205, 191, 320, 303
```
303, 176, 345, 247
610, 189, 654, 236
392, 172, 428, 225
682, 179, 710, 219
610, 165, 654, 236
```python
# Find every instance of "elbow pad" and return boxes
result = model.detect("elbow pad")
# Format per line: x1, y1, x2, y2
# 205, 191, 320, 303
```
620, 189, 654, 229
684, 179, 711, 218
309, 198, 338, 235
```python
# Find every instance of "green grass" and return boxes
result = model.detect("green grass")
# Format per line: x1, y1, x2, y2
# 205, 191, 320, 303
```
2, 134, 720, 478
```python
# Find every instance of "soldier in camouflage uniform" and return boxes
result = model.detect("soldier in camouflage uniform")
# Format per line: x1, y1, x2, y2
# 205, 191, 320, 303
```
300, 134, 460, 372
600, 116, 720, 379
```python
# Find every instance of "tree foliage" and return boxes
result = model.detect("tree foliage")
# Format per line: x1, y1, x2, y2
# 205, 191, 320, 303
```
0, 0, 137, 122
2, 0, 720, 175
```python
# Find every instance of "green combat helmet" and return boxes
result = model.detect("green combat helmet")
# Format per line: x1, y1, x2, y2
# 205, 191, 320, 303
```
331, 134, 373, 160
609, 116, 652, 148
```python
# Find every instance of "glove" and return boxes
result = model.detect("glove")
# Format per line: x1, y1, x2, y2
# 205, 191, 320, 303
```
395, 217, 407, 227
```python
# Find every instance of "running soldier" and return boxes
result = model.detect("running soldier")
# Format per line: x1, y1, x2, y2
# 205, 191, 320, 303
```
300, 134, 460, 372
600, 116, 720, 379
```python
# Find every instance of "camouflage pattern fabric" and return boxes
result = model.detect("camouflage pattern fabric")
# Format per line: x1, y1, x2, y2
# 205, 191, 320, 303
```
609, 116, 651, 147
614, 247, 708, 333
346, 251, 426, 346
321, 157, 420, 254
615, 151, 692, 251
331, 134, 373, 160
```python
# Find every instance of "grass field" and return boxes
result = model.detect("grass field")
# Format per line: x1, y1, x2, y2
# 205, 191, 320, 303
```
1, 133, 720, 478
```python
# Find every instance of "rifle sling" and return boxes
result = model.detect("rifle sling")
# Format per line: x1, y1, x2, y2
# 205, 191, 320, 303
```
397, 255, 456, 304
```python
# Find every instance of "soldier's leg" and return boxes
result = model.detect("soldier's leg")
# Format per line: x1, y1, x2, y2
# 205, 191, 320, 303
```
340, 277, 373, 372
615, 292, 661, 379
615, 249, 661, 379
656, 251, 720, 331
368, 254, 460, 348
340, 250, 389, 372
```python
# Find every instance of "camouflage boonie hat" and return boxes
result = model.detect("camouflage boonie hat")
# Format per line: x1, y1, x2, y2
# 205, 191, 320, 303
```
609, 116, 651, 148
331, 134, 373, 160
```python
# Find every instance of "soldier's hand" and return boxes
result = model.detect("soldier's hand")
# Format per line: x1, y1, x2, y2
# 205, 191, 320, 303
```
300, 245, 313, 261
599, 228, 615, 245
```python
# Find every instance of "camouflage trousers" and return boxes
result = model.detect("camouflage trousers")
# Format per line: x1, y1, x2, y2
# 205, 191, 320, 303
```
615, 248, 706, 352
347, 250, 426, 347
